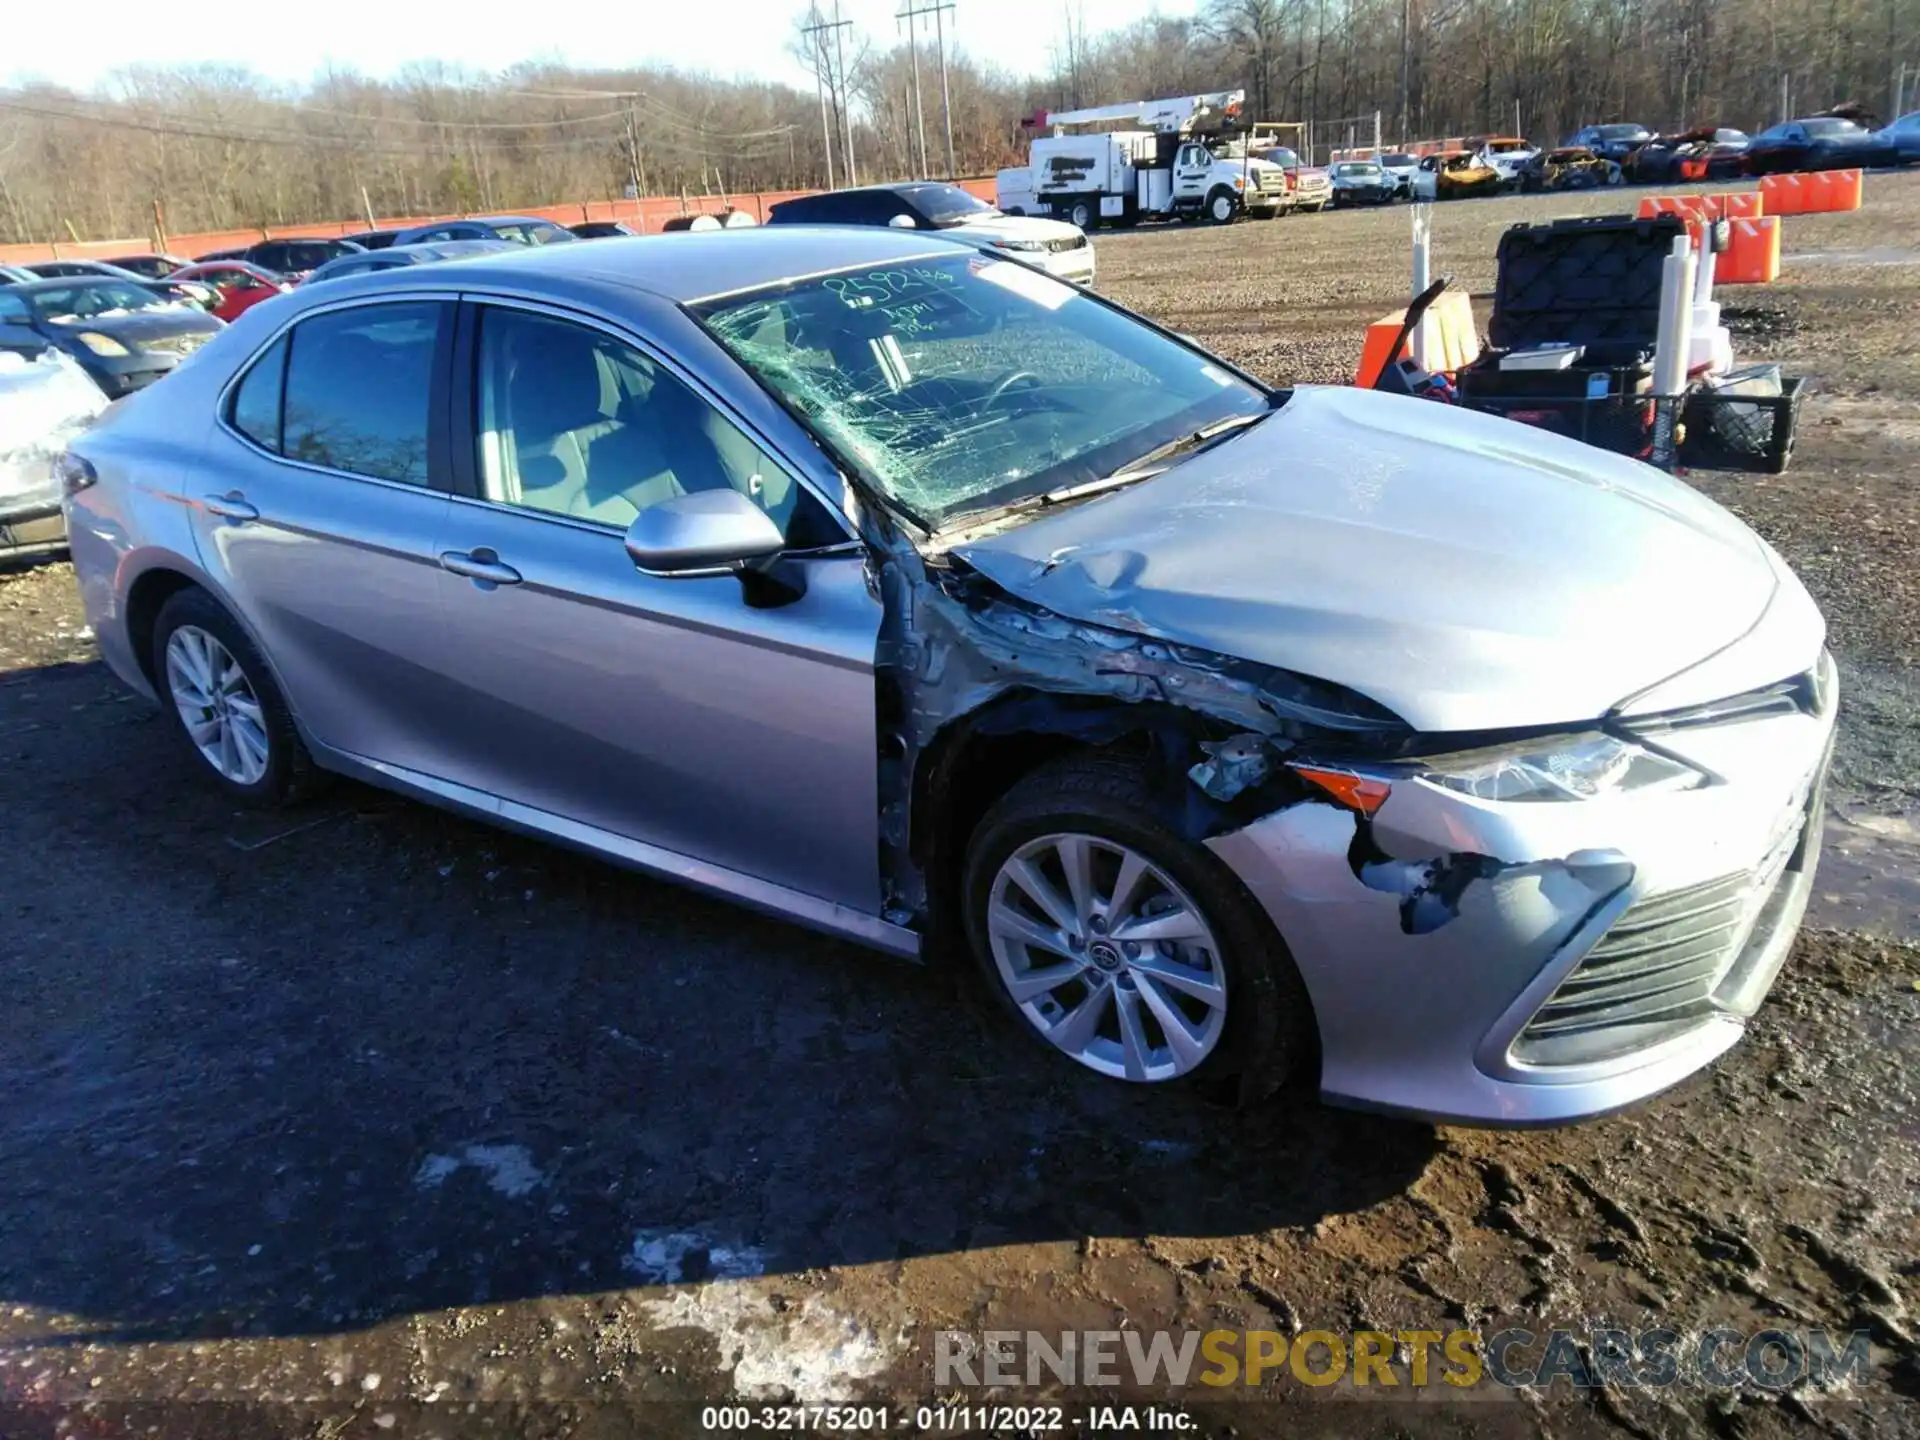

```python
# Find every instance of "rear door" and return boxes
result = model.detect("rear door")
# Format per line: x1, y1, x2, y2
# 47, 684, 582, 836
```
187, 296, 462, 774
426, 298, 885, 912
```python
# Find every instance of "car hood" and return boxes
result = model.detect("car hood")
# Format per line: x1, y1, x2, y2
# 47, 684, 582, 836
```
951, 386, 1786, 734
50, 308, 222, 346
952, 213, 1084, 242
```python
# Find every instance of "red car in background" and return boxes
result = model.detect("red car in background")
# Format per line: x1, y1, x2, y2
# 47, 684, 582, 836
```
168, 261, 291, 323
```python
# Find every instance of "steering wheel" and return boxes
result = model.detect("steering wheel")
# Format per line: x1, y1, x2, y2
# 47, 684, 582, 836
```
983, 370, 1043, 410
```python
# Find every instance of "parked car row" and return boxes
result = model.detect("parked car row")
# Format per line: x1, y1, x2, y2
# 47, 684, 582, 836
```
1566, 113, 1916, 177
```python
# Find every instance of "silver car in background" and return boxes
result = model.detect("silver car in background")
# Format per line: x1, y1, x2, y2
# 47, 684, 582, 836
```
62, 228, 1835, 1126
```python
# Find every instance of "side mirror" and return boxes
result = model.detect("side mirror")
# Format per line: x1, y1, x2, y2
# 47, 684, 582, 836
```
624, 489, 785, 575
887, 213, 920, 229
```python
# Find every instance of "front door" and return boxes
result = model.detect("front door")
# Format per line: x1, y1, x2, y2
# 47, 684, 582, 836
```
1172, 144, 1214, 202
428, 301, 885, 913
187, 298, 460, 776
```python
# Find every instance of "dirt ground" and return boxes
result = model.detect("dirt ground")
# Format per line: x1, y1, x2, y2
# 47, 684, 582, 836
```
2, 176, 1917, 1440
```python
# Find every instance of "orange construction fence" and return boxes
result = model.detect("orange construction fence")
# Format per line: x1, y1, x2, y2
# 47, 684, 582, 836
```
1758, 169, 1863, 216
0, 178, 1001, 265
1718, 216, 1782, 284
1637, 191, 1764, 222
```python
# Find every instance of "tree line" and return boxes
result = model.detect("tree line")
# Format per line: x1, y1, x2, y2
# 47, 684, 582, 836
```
1, 0, 1914, 245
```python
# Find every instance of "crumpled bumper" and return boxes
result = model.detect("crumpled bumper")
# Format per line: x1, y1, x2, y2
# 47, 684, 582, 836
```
1206, 661, 1838, 1127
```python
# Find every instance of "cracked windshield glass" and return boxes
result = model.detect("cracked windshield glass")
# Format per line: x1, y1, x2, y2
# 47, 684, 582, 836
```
693, 252, 1269, 527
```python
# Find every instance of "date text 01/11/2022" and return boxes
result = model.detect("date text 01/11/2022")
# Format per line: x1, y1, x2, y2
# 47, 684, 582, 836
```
698, 1403, 1196, 1431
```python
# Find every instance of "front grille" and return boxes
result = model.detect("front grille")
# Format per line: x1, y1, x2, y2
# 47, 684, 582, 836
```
1514, 778, 1813, 1067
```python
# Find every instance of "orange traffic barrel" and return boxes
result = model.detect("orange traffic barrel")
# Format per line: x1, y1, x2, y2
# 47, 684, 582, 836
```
1638, 192, 1764, 222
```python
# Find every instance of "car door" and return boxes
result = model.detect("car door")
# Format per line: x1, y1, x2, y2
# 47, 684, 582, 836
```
187, 296, 462, 775
1172, 144, 1213, 202
427, 298, 884, 913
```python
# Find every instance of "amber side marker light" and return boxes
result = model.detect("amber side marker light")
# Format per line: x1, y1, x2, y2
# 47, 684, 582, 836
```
1290, 765, 1392, 815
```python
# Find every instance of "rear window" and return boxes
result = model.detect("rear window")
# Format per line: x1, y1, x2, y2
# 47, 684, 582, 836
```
229, 335, 288, 450
246, 302, 445, 484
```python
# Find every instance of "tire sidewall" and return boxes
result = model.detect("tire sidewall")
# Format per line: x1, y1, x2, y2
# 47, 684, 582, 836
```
1069, 200, 1093, 230
962, 768, 1291, 1092
1207, 190, 1237, 224
151, 588, 303, 805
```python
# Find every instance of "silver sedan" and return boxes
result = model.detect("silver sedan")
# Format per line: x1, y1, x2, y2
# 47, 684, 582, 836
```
61, 228, 1835, 1125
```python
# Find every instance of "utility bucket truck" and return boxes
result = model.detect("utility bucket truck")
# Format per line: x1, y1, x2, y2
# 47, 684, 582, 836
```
996, 90, 1291, 227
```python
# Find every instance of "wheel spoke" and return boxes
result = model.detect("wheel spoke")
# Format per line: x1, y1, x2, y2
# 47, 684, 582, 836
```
1047, 984, 1110, 1054
988, 902, 1079, 961
1106, 848, 1150, 926
1003, 961, 1086, 1003
1129, 953, 1226, 1005
1054, 834, 1096, 928
1114, 986, 1152, 1081
1134, 971, 1212, 1069
1006, 857, 1078, 935
224, 692, 264, 727
184, 630, 217, 695
1112, 905, 1211, 946
184, 715, 221, 747
230, 715, 270, 773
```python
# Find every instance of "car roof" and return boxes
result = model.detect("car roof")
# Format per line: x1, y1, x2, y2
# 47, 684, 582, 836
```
296, 226, 968, 306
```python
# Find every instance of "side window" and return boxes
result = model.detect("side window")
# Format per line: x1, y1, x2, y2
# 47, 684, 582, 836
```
280, 302, 443, 484
473, 306, 838, 544
0, 292, 30, 323
228, 334, 289, 451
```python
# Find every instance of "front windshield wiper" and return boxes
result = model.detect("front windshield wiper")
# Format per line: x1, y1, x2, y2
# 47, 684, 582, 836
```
1085, 408, 1274, 489
936, 406, 1276, 534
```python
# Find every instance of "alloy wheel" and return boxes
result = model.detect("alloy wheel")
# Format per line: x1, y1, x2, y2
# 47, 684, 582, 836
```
986, 832, 1228, 1082
165, 625, 270, 785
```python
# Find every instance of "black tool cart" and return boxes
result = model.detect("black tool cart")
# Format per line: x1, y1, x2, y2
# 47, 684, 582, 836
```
1454, 214, 1805, 473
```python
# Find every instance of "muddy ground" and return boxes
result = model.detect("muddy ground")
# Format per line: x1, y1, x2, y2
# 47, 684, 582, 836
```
2, 176, 1917, 1440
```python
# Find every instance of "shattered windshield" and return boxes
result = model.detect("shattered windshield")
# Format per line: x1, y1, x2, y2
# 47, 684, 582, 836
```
691, 253, 1267, 528
29, 281, 169, 323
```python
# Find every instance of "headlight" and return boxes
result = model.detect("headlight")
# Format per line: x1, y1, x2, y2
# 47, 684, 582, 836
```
74, 332, 131, 357
1418, 732, 1707, 803
992, 238, 1047, 253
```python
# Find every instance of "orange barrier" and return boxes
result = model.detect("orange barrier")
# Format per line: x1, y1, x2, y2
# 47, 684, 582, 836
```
1637, 192, 1764, 222
1352, 290, 1479, 386
1719, 216, 1782, 284
0, 178, 1003, 264
1758, 169, 1863, 216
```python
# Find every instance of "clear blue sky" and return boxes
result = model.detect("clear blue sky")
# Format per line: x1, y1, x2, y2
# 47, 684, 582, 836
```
6, 0, 1199, 94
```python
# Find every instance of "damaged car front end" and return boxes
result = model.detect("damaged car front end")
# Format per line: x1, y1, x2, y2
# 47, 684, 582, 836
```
693, 243, 1835, 1126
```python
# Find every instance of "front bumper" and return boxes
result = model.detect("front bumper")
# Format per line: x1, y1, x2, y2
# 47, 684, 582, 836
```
1037, 247, 1097, 286
1208, 658, 1837, 1127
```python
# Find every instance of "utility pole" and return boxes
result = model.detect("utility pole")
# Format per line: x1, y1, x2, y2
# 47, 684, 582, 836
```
833, 0, 857, 184
897, 3, 930, 175
803, 3, 857, 186
622, 97, 644, 200
898, 0, 956, 177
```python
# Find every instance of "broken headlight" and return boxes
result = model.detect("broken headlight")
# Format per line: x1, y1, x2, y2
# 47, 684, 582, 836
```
1418, 732, 1707, 803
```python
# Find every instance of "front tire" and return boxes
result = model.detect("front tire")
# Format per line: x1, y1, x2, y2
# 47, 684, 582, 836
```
1067, 199, 1094, 230
152, 588, 323, 808
963, 752, 1313, 1098
1206, 188, 1238, 224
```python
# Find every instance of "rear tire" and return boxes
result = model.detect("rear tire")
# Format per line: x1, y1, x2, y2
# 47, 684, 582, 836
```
152, 588, 324, 809
1067, 199, 1094, 231
962, 751, 1314, 1102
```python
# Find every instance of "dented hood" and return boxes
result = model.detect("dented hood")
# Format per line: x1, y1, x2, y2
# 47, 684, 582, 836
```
953, 385, 1783, 733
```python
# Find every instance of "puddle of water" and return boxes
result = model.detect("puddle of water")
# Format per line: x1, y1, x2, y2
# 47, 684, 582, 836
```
1785, 247, 1920, 266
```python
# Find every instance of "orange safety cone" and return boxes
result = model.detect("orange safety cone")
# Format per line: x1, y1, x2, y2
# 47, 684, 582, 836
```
1719, 216, 1782, 284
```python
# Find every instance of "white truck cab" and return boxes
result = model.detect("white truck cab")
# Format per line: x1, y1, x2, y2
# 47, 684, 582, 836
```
997, 91, 1290, 228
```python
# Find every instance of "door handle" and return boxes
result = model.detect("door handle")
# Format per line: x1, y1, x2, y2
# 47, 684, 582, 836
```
202, 492, 259, 522
439, 548, 523, 586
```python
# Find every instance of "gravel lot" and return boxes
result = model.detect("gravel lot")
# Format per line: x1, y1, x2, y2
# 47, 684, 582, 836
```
2, 176, 1917, 1438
